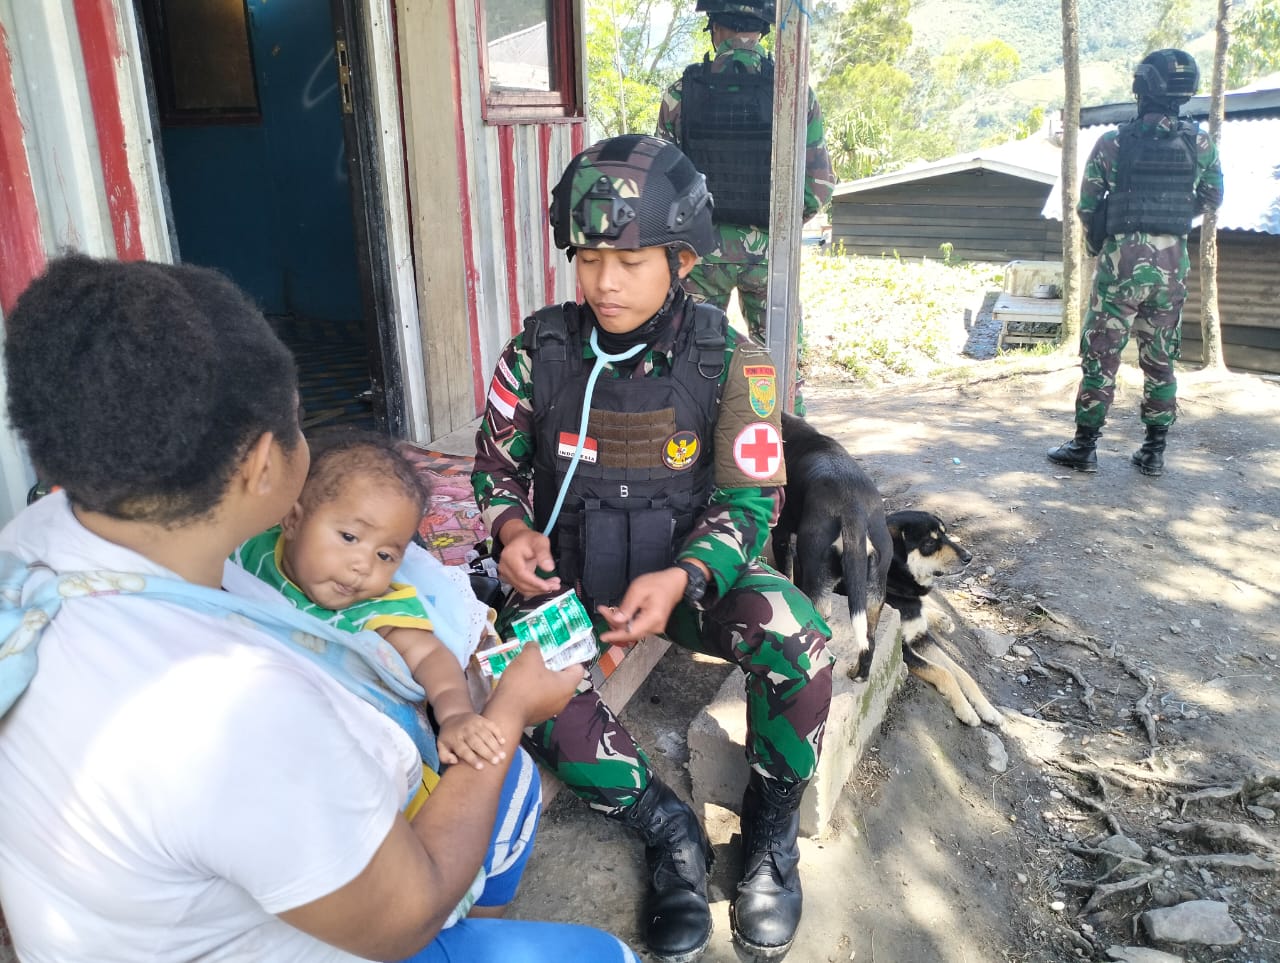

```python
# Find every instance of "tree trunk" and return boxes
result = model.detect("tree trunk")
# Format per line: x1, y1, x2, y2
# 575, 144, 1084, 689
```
1199, 0, 1232, 371
1058, 0, 1083, 350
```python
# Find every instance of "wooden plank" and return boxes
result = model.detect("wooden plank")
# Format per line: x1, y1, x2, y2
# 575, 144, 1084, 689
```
833, 244, 1056, 262
0, 17, 44, 315
834, 203, 1054, 224
398, 0, 478, 437
837, 223, 1054, 242
836, 191, 1048, 209
73, 0, 144, 260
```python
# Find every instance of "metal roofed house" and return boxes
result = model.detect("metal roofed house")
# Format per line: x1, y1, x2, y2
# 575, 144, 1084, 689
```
828, 124, 1063, 261
1044, 87, 1280, 375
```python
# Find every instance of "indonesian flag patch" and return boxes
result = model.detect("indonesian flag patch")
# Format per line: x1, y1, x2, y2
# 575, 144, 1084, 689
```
557, 431, 598, 463
487, 379, 518, 420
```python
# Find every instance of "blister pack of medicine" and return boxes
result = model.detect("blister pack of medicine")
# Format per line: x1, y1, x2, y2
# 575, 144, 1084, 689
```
474, 590, 598, 679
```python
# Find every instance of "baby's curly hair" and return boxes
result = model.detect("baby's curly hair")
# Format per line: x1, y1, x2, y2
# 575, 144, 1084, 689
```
301, 429, 431, 521
4, 255, 301, 525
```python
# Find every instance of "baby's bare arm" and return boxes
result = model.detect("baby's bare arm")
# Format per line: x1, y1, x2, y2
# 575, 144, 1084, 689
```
381, 627, 506, 767
381, 626, 474, 724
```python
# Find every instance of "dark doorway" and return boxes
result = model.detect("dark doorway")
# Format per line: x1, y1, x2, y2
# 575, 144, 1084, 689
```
137, 0, 400, 433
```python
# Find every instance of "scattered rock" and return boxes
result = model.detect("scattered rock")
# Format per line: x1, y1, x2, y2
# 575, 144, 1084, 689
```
1011, 644, 1033, 658
1139, 900, 1243, 947
997, 707, 1067, 762
1094, 834, 1149, 875
1105, 947, 1186, 963
653, 730, 687, 760
976, 628, 1014, 657
982, 730, 1009, 773
1247, 805, 1276, 821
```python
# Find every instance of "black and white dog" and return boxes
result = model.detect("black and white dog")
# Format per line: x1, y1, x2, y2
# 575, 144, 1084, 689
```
774, 413, 891, 681
774, 415, 1001, 726
885, 510, 1002, 728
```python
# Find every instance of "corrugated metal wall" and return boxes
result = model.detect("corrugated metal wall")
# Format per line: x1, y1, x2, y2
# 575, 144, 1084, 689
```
450, 0, 582, 414
464, 120, 581, 389
830, 170, 1062, 262
396, 0, 585, 440
1182, 230, 1280, 374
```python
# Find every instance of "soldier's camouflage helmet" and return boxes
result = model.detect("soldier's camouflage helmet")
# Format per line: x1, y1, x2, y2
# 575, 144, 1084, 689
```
549, 134, 715, 256
696, 0, 773, 33
1133, 49, 1200, 102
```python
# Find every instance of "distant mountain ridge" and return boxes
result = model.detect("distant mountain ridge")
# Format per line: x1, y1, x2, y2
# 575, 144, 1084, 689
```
908, 0, 1221, 108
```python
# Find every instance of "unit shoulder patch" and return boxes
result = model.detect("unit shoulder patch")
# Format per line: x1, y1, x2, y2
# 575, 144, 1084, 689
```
713, 338, 786, 487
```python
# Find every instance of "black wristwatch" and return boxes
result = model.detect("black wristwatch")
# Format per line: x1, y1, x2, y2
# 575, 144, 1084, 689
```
675, 559, 709, 609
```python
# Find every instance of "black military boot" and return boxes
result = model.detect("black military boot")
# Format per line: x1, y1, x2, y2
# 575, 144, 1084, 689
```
730, 772, 807, 959
1046, 424, 1102, 473
1131, 424, 1169, 476
616, 776, 714, 963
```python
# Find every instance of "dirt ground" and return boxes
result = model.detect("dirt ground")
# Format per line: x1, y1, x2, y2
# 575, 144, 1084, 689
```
509, 350, 1280, 963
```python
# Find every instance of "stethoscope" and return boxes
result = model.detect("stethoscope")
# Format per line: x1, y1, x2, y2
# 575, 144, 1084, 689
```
540, 326, 645, 536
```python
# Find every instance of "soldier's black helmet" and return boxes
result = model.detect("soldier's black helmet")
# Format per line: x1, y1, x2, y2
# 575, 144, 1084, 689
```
1133, 49, 1200, 102
549, 135, 715, 257
696, 0, 773, 34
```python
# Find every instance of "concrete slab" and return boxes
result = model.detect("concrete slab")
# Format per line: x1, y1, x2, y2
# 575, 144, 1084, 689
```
687, 606, 904, 836
1003, 259, 1064, 297
428, 416, 483, 456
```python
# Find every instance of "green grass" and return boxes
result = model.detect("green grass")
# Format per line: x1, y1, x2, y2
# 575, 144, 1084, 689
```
800, 244, 1006, 386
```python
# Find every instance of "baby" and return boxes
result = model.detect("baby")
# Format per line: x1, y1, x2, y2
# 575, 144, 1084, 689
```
233, 430, 505, 769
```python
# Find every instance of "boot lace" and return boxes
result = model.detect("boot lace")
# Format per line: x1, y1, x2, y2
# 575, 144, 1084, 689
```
650, 809, 709, 891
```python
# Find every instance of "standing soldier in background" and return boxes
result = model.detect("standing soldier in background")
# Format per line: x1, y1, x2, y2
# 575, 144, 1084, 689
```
655, 0, 834, 414
1047, 48, 1223, 477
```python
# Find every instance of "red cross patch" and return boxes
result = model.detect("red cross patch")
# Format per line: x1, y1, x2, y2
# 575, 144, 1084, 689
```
733, 422, 782, 479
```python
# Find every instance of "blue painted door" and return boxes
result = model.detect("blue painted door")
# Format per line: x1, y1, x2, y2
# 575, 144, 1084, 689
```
159, 0, 362, 321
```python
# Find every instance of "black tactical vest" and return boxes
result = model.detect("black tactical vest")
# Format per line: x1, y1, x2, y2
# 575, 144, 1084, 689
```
678, 56, 775, 228
1104, 119, 1200, 237
524, 301, 727, 608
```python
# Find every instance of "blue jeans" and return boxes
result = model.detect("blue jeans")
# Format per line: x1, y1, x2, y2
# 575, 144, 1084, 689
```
397, 748, 638, 962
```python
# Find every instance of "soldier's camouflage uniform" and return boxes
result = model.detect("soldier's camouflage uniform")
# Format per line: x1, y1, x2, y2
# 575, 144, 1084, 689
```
1075, 114, 1224, 429
473, 298, 834, 815
656, 38, 835, 414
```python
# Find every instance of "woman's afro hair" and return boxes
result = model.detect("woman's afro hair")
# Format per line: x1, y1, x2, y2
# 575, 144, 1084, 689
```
4, 254, 300, 525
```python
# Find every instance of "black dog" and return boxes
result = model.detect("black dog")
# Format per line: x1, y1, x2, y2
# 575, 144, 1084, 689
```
886, 510, 1001, 727
775, 414, 892, 680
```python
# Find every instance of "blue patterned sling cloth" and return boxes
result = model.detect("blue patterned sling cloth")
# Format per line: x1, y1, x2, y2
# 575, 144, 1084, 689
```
0, 552, 439, 771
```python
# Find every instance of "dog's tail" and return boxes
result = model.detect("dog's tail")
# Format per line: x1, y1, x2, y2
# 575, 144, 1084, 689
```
842, 514, 875, 681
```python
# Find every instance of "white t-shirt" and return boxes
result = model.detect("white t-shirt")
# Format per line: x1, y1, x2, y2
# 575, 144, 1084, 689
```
0, 494, 422, 962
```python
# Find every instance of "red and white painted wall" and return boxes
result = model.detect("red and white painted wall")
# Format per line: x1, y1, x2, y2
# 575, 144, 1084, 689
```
0, 0, 587, 526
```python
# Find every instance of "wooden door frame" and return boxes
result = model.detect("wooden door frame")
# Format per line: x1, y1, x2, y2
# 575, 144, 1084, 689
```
330, 0, 431, 442
132, 0, 431, 441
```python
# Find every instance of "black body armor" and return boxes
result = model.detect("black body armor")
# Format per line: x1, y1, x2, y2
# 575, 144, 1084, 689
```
1103, 119, 1200, 237
523, 302, 728, 608
679, 57, 775, 228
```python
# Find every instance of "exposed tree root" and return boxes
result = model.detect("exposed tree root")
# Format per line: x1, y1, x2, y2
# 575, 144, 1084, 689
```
1159, 819, 1280, 855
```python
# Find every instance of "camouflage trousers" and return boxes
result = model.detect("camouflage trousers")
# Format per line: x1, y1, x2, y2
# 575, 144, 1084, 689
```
682, 260, 809, 416
1074, 242, 1188, 430
502, 562, 834, 816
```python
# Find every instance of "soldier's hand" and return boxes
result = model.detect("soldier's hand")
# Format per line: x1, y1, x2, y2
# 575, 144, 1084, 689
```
497, 521, 562, 597
597, 567, 685, 646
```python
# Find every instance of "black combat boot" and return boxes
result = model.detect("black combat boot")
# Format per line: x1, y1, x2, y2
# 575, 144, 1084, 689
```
1131, 424, 1169, 476
730, 772, 807, 959
616, 776, 714, 963
1046, 424, 1102, 473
